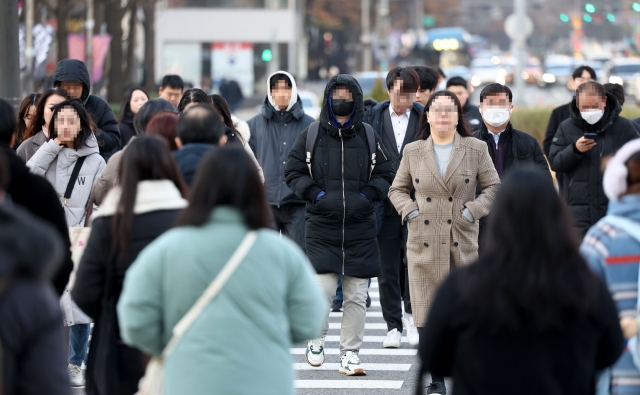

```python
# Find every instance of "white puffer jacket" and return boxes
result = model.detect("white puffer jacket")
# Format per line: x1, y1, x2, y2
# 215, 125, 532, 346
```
27, 134, 106, 227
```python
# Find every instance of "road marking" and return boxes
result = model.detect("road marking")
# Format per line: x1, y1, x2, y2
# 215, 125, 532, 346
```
329, 322, 387, 330
324, 335, 409, 343
329, 311, 383, 318
294, 363, 411, 371
295, 380, 404, 389
291, 348, 417, 356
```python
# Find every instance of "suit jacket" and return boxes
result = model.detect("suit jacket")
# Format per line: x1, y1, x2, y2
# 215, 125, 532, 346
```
388, 133, 501, 326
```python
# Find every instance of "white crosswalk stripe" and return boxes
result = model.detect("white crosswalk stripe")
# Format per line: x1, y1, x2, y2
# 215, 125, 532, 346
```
292, 278, 421, 394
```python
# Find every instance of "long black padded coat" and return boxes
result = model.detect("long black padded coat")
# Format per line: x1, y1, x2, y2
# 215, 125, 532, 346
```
285, 74, 395, 278
549, 92, 639, 236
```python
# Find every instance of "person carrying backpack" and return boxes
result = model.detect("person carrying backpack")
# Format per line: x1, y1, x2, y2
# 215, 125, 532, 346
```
285, 74, 394, 376
581, 139, 640, 395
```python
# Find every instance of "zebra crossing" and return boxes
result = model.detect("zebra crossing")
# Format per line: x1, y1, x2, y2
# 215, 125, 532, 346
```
293, 278, 423, 395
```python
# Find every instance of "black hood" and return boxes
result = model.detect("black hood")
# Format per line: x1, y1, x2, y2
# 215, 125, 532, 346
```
569, 91, 621, 133
53, 59, 91, 102
319, 74, 365, 138
0, 202, 63, 280
260, 95, 306, 120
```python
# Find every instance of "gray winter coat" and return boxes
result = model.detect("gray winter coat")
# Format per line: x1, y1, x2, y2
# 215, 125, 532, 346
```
16, 130, 47, 163
27, 135, 106, 227
248, 98, 314, 206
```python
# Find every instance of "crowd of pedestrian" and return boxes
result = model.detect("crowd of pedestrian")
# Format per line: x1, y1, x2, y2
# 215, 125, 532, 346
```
1, 56, 639, 395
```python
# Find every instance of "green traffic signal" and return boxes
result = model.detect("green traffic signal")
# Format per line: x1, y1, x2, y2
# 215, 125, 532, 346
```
560, 13, 570, 22
585, 3, 596, 13
583, 13, 593, 22
607, 13, 616, 22
261, 49, 273, 62
634, 2, 640, 12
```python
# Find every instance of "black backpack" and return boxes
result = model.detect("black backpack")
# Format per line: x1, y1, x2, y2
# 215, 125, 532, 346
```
305, 121, 378, 180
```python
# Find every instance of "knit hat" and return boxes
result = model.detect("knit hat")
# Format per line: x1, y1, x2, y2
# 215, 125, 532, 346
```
603, 139, 640, 201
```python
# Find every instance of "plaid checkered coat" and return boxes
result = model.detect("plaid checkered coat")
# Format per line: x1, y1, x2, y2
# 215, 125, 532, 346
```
388, 133, 501, 326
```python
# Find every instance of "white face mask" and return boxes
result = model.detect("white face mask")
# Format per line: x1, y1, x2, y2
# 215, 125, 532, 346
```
480, 108, 511, 128
580, 109, 604, 125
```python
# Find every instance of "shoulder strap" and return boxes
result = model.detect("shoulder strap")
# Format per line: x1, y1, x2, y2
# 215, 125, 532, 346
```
600, 215, 640, 244
63, 156, 87, 205
162, 231, 258, 358
363, 123, 377, 180
305, 122, 321, 178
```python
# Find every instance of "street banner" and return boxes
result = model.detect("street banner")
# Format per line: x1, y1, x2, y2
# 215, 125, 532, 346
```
67, 34, 113, 83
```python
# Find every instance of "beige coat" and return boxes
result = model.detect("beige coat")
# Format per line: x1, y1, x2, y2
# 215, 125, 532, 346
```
388, 133, 500, 326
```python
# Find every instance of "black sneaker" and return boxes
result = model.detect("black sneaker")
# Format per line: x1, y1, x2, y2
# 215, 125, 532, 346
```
331, 300, 343, 312
426, 382, 447, 395
366, 293, 371, 308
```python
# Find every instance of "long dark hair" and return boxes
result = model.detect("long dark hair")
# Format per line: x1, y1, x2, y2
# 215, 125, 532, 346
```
48, 99, 98, 150
459, 167, 599, 331
146, 112, 179, 151
177, 88, 212, 113
23, 88, 69, 141
118, 87, 149, 124
177, 147, 269, 229
416, 90, 472, 140
14, 93, 41, 145
112, 136, 188, 255
211, 94, 245, 144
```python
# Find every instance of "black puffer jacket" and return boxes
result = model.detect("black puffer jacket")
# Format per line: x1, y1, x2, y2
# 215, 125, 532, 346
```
549, 92, 639, 236
118, 110, 136, 146
248, 97, 315, 206
53, 59, 121, 160
285, 74, 395, 278
0, 203, 71, 395
1, 144, 72, 295
473, 123, 550, 178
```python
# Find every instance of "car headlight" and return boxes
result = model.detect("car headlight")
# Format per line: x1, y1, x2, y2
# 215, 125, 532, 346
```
542, 73, 556, 83
471, 75, 482, 87
609, 76, 624, 85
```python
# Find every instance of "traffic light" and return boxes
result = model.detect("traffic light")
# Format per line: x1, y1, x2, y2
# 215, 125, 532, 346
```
585, 3, 596, 13
607, 13, 616, 22
583, 13, 593, 22
560, 13, 570, 22
634, 2, 640, 12
261, 48, 273, 62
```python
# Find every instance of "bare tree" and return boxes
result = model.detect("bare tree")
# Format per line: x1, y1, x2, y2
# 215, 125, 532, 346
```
141, 0, 156, 93
106, 0, 136, 103
124, 0, 138, 82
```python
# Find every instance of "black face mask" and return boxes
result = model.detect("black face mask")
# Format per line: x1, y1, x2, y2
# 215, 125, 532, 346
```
332, 99, 355, 117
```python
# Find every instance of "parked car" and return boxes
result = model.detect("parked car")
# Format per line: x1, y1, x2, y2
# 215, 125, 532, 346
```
298, 90, 321, 120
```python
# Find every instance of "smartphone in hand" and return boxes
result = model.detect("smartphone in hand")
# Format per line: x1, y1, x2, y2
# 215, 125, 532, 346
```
584, 132, 598, 141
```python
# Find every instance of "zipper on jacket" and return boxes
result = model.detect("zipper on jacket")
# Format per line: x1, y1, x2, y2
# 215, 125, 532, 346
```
377, 142, 388, 161
339, 129, 346, 275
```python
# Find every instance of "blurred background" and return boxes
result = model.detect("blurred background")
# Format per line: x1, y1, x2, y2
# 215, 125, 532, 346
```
4, 0, 640, 142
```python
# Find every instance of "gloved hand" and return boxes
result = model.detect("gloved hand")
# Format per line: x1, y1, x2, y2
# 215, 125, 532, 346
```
315, 191, 326, 202
405, 210, 419, 222
462, 207, 474, 223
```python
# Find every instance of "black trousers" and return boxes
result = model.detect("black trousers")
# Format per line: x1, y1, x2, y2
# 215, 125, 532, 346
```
271, 204, 306, 252
377, 209, 411, 333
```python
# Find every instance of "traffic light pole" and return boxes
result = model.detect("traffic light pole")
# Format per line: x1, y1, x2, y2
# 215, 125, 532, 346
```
0, 1, 21, 109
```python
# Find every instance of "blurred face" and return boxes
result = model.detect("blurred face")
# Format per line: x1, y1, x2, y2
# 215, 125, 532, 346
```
54, 106, 82, 143
571, 70, 595, 91
577, 91, 606, 112
271, 80, 292, 110
159, 86, 183, 107
129, 90, 148, 115
427, 95, 459, 136
389, 79, 415, 114
447, 85, 469, 107
414, 88, 432, 107
60, 81, 84, 99
24, 104, 36, 129
479, 93, 513, 129
43, 94, 66, 129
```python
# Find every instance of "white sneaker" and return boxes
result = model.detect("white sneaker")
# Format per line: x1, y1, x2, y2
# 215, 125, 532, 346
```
305, 339, 325, 367
68, 364, 85, 387
382, 328, 402, 348
403, 314, 420, 346
339, 351, 366, 376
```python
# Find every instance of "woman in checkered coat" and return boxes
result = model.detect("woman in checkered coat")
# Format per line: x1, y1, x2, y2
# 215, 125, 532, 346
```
388, 91, 500, 330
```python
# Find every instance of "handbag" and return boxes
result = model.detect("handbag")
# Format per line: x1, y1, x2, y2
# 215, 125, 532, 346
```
137, 231, 258, 395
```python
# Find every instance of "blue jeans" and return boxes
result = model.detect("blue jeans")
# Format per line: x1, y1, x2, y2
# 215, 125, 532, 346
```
68, 324, 90, 366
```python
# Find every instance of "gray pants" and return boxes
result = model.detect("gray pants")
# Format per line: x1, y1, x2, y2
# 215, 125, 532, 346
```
317, 273, 369, 356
